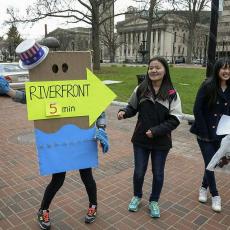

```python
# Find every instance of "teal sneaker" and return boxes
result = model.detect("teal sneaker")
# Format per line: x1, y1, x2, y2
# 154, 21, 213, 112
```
149, 201, 160, 218
128, 196, 141, 212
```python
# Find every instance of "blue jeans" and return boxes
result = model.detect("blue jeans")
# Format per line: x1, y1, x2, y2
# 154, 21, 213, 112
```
133, 144, 169, 202
197, 139, 220, 197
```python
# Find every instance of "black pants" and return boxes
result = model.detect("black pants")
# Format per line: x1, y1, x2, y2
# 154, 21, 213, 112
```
197, 139, 220, 197
40, 168, 97, 210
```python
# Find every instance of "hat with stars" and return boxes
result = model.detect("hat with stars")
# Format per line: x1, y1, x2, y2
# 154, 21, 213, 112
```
16, 39, 49, 70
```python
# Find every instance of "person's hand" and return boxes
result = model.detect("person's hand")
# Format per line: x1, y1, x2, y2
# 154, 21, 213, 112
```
117, 111, 125, 120
0, 76, 10, 94
146, 129, 153, 138
95, 128, 109, 153
216, 156, 230, 168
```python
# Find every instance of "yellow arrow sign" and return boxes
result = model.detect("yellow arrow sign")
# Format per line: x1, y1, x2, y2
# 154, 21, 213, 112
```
25, 68, 117, 126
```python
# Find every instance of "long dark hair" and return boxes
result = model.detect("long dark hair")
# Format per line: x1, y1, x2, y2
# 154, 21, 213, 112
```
138, 56, 175, 101
204, 57, 230, 108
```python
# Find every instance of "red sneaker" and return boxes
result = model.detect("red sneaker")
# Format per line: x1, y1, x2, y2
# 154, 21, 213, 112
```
37, 209, 51, 230
85, 205, 97, 224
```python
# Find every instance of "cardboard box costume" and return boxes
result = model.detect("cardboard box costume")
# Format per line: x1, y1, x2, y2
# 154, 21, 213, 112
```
12, 39, 115, 176
27, 52, 98, 175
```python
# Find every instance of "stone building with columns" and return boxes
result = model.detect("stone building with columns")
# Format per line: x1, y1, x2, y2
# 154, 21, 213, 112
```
116, 7, 210, 63
217, 0, 230, 57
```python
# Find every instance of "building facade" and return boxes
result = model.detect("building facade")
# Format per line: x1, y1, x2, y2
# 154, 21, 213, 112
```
99, 0, 115, 62
47, 27, 91, 51
116, 7, 210, 63
217, 0, 230, 57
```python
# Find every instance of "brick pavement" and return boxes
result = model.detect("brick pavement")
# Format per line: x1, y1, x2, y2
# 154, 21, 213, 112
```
0, 96, 229, 230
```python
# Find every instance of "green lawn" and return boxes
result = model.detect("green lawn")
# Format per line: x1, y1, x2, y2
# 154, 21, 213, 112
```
95, 66, 206, 114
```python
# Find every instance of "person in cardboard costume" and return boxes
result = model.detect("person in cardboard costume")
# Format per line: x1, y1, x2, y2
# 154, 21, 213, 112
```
190, 57, 230, 213
0, 39, 111, 229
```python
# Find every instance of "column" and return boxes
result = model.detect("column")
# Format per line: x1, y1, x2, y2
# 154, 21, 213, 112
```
140, 32, 143, 43
150, 31, 153, 58
126, 33, 129, 59
160, 30, 165, 56
121, 33, 125, 57
121, 43, 124, 58
144, 31, 147, 42
130, 32, 133, 57
154, 29, 159, 56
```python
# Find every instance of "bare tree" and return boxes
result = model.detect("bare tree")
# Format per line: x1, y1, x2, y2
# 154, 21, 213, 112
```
100, 23, 120, 62
173, 0, 211, 63
132, 0, 176, 62
146, 0, 157, 61
6, 0, 122, 70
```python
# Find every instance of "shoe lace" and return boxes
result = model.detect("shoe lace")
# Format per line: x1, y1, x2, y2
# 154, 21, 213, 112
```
87, 207, 96, 216
200, 188, 207, 196
130, 197, 139, 205
42, 211, 50, 222
213, 197, 221, 205
150, 202, 159, 211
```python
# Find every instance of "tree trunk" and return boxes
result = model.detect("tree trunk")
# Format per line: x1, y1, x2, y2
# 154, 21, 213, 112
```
110, 46, 115, 62
206, 0, 219, 78
91, 3, 101, 70
146, 0, 156, 61
186, 28, 194, 64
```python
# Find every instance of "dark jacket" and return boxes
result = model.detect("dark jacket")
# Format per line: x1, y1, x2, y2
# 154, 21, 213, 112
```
190, 83, 230, 141
120, 86, 182, 150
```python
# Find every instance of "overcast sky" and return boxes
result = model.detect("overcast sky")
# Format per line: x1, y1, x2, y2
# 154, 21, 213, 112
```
0, 0, 142, 40
0, 0, 222, 40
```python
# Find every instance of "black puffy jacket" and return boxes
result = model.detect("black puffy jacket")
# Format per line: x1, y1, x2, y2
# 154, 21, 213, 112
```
120, 86, 182, 150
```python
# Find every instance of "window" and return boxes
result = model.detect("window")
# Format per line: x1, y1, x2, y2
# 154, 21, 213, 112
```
174, 32, 177, 43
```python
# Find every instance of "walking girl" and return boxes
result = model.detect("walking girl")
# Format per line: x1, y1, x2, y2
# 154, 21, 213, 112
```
190, 57, 230, 212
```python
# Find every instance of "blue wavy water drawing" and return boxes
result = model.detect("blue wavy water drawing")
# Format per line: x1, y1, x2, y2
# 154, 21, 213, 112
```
35, 125, 98, 176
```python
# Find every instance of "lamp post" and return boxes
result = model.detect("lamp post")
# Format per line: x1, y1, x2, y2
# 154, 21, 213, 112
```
138, 40, 148, 64
172, 42, 175, 64
202, 34, 208, 67
40, 37, 60, 51
206, 0, 219, 78
71, 41, 75, 51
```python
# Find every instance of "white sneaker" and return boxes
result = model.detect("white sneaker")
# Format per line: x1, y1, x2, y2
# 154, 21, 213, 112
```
199, 187, 208, 203
212, 196, 221, 212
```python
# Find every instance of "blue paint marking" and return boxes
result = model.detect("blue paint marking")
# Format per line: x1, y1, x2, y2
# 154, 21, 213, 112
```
35, 125, 98, 175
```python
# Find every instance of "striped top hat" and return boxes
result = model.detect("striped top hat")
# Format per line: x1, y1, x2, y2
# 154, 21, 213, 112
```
16, 39, 49, 70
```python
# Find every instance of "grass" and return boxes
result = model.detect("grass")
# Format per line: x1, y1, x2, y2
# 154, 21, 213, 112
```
94, 66, 206, 114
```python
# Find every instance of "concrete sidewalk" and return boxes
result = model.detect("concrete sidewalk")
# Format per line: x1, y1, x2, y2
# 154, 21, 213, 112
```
0, 96, 229, 230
